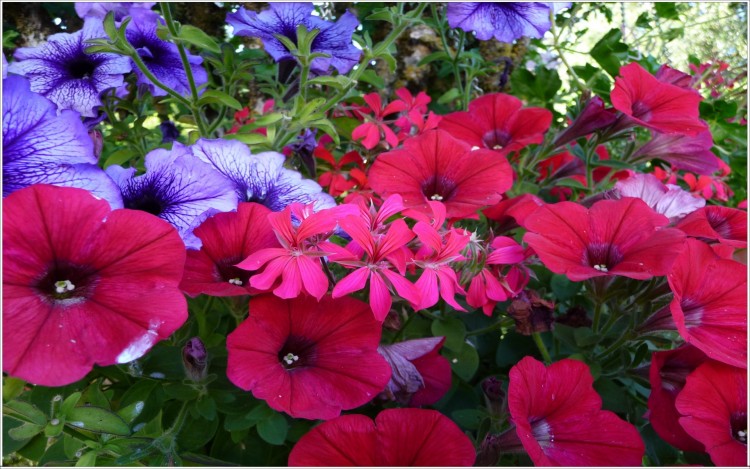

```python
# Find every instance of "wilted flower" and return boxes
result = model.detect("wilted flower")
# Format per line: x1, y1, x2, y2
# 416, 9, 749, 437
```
377, 337, 451, 406
182, 337, 208, 382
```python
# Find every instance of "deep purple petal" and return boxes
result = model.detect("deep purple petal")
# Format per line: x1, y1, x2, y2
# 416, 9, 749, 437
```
447, 2, 553, 42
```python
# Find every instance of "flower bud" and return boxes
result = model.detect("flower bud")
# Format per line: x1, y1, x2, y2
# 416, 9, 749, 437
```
89, 129, 103, 159
182, 337, 207, 382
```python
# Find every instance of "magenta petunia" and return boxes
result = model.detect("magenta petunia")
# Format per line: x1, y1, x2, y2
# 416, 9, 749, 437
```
675, 361, 747, 466
368, 129, 513, 219
610, 62, 707, 136
439, 93, 552, 157
288, 408, 477, 466
676, 205, 747, 249
507, 356, 645, 466
523, 197, 686, 281
226, 294, 391, 420
667, 238, 747, 369
2, 185, 187, 386
180, 202, 278, 297
647, 344, 708, 452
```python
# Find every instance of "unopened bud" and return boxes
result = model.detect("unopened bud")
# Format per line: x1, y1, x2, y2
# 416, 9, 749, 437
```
182, 337, 207, 382
89, 130, 103, 159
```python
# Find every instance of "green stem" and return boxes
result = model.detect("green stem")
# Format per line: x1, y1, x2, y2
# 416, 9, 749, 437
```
592, 301, 603, 334
128, 52, 191, 107
466, 318, 510, 337
160, 2, 209, 137
597, 331, 634, 360
532, 332, 552, 364
549, 9, 586, 93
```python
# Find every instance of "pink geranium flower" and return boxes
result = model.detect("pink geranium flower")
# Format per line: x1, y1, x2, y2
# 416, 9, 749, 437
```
610, 62, 708, 136
351, 92, 407, 149
237, 203, 351, 300
676, 361, 748, 466
288, 408, 477, 466
368, 129, 513, 219
226, 294, 391, 420
506, 357, 645, 466
465, 236, 527, 316
180, 203, 278, 297
3, 185, 187, 386
439, 93, 552, 157
523, 198, 686, 281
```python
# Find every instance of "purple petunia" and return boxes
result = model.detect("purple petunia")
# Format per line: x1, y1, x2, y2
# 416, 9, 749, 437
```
191, 138, 336, 212
75, 2, 155, 20
447, 2, 569, 43
125, 9, 208, 97
106, 143, 238, 248
227, 2, 361, 75
2, 74, 123, 208
8, 19, 132, 117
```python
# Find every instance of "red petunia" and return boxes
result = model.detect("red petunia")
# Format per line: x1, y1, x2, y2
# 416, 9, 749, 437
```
288, 408, 477, 466
647, 344, 708, 452
676, 205, 747, 249
439, 93, 552, 157
675, 361, 748, 466
482, 194, 545, 233
507, 356, 645, 466
180, 203, 278, 297
368, 129, 513, 219
610, 62, 708, 136
667, 238, 747, 368
3, 185, 187, 386
226, 294, 391, 420
523, 198, 686, 281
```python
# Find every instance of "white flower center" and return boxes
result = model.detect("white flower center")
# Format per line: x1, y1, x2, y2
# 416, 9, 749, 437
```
283, 353, 299, 365
54, 280, 75, 294
593, 264, 609, 272
737, 429, 747, 443
228, 278, 243, 286
430, 194, 443, 201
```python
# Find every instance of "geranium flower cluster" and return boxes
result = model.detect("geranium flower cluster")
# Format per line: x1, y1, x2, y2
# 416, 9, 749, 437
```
2, 2, 747, 468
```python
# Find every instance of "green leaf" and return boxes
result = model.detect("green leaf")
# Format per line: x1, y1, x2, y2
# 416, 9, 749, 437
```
445, 343, 479, 381
431, 317, 467, 352
590, 29, 630, 77
654, 2, 679, 20
418, 51, 451, 67
310, 118, 340, 146
224, 133, 269, 146
164, 384, 201, 401
257, 412, 288, 445
573, 327, 600, 347
195, 397, 217, 420
550, 274, 582, 301
76, 450, 97, 467
358, 69, 385, 88
308, 75, 353, 90
451, 409, 486, 430
591, 159, 634, 170
8, 423, 44, 441
66, 406, 131, 436
103, 148, 138, 168
198, 90, 243, 110
252, 112, 284, 127
365, 7, 396, 23
3, 377, 26, 402
437, 88, 461, 105
178, 25, 221, 54
4, 400, 47, 426
116, 400, 145, 424
60, 392, 82, 417
555, 178, 587, 190
273, 33, 298, 53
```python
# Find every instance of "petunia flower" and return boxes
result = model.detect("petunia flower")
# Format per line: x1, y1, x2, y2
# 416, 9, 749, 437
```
106, 143, 239, 249
675, 361, 747, 466
446, 3, 566, 43
75, 2, 155, 20
125, 9, 208, 97
237, 203, 350, 300
503, 356, 645, 466
629, 127, 719, 175
647, 344, 708, 452
439, 93, 552, 158
377, 337, 451, 406
368, 129, 513, 219
288, 408, 477, 466
191, 138, 336, 212
482, 193, 545, 233
2, 185, 187, 386
8, 18, 131, 117
227, 3, 361, 75
180, 203, 279, 297
676, 205, 747, 249
226, 294, 391, 420
666, 239, 747, 368
523, 197, 686, 281
613, 172, 705, 223
610, 62, 708, 136
2, 75, 122, 208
